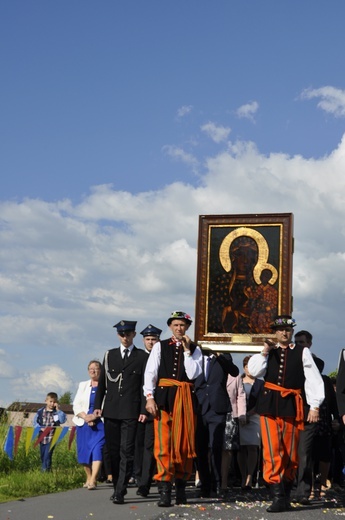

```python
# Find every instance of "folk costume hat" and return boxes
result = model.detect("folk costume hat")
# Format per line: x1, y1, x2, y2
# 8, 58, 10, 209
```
167, 310, 193, 326
140, 324, 162, 337
113, 320, 137, 332
270, 315, 296, 329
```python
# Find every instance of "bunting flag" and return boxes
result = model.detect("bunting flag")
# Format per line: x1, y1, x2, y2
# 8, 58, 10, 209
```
3, 425, 75, 458
25, 426, 40, 454
14, 425, 23, 455
4, 425, 14, 460
49, 427, 63, 451
33, 427, 53, 448
56, 426, 69, 446
25, 427, 34, 454
68, 426, 76, 450
32, 425, 40, 442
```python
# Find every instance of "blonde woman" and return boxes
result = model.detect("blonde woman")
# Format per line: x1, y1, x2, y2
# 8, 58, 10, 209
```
73, 360, 105, 490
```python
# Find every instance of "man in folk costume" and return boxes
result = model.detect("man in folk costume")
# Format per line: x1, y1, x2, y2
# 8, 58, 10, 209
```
248, 315, 324, 513
144, 311, 203, 507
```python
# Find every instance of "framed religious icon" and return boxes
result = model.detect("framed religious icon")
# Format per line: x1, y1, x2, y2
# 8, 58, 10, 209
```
194, 213, 294, 352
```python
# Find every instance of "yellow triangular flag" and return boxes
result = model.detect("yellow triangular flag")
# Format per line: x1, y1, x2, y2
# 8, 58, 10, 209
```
49, 427, 62, 451
25, 427, 34, 454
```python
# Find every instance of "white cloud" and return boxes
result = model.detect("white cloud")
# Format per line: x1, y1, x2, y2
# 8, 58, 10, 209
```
301, 86, 345, 117
236, 101, 259, 122
176, 105, 193, 118
0, 349, 16, 379
162, 145, 199, 171
11, 365, 75, 403
2, 134, 345, 405
200, 121, 231, 143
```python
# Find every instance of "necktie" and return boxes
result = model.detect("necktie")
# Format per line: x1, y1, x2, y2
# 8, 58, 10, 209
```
123, 349, 129, 364
205, 357, 212, 380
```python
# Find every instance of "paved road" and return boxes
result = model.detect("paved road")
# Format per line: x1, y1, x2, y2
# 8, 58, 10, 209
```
1, 482, 344, 520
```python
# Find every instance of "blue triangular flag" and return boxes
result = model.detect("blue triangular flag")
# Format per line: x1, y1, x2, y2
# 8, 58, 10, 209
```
55, 426, 69, 445
32, 425, 40, 441
4, 425, 14, 460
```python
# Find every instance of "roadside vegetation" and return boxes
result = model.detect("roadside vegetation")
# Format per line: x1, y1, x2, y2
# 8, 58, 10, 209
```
0, 421, 84, 503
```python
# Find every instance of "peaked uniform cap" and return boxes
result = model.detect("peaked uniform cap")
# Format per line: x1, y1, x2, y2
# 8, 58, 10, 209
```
140, 324, 162, 337
113, 320, 137, 332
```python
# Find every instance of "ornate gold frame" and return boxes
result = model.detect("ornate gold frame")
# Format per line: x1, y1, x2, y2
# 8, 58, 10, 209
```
194, 213, 294, 352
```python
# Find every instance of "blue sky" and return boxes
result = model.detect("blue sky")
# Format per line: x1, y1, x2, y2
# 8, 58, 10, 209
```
1, 1, 345, 406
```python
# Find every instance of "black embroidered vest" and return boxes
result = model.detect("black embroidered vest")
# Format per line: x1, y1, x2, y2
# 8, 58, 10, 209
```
155, 338, 196, 413
256, 345, 307, 418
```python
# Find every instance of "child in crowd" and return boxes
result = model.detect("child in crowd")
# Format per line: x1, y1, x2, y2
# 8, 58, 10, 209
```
33, 392, 67, 471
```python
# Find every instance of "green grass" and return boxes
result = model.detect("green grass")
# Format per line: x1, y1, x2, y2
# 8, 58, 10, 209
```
0, 423, 84, 503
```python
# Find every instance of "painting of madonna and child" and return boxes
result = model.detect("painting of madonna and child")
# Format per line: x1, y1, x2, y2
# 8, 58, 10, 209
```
194, 213, 293, 348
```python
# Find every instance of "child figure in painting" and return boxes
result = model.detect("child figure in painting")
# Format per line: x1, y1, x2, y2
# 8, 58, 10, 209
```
33, 392, 67, 471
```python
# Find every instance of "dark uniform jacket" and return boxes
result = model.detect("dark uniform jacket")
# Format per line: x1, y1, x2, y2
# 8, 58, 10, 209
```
256, 345, 307, 418
94, 346, 147, 420
194, 353, 239, 415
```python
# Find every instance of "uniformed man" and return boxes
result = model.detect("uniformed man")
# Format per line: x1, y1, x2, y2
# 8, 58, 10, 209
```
94, 320, 148, 505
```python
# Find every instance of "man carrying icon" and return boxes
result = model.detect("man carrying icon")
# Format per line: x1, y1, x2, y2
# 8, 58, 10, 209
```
248, 315, 324, 513
144, 311, 203, 507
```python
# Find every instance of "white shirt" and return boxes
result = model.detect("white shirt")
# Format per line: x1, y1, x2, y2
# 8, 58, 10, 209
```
143, 340, 203, 397
120, 344, 134, 358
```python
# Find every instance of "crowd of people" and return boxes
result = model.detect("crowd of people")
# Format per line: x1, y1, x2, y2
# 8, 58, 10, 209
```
34, 310, 345, 513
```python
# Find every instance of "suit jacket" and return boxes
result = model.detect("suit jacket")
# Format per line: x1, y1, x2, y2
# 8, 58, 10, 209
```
94, 346, 147, 420
72, 379, 93, 426
336, 349, 345, 417
245, 377, 264, 413
194, 353, 239, 415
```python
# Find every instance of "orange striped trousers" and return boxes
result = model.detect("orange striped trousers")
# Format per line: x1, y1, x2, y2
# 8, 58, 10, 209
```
153, 410, 195, 482
260, 415, 300, 484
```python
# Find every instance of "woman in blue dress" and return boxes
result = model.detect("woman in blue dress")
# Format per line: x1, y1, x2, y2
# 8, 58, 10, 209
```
73, 360, 105, 489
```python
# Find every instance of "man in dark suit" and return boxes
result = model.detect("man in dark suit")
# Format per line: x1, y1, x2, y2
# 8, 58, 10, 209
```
135, 324, 162, 497
194, 350, 239, 498
293, 330, 324, 505
336, 348, 345, 423
94, 320, 148, 505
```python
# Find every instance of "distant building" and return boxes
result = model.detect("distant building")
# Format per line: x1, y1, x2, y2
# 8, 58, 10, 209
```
6, 402, 74, 428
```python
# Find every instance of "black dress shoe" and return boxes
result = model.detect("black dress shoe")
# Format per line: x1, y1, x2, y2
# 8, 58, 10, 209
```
198, 488, 211, 498
215, 486, 226, 499
113, 494, 125, 504
298, 497, 311, 505
110, 493, 115, 501
266, 500, 286, 513
136, 486, 149, 497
